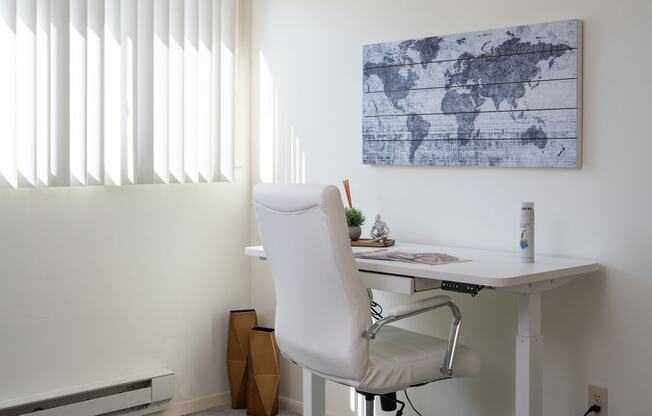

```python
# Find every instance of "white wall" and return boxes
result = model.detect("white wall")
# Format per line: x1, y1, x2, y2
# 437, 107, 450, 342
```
249, 1, 652, 415
0, 1, 252, 408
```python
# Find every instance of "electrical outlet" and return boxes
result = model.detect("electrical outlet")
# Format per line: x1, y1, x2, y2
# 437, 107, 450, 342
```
588, 385, 608, 415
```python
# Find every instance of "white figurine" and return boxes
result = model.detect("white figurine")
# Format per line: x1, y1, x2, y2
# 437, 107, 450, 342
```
370, 214, 390, 242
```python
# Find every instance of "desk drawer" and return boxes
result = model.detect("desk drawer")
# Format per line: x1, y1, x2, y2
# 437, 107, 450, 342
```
359, 271, 440, 295
414, 277, 441, 292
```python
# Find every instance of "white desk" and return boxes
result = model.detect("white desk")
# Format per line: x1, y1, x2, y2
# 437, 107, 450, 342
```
245, 242, 598, 416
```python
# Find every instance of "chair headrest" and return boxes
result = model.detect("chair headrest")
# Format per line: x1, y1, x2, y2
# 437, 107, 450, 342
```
253, 183, 340, 213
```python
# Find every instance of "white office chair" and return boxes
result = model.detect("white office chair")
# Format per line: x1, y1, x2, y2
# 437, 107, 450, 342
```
253, 184, 480, 414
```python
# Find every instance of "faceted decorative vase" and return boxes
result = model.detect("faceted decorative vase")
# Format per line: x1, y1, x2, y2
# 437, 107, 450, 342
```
227, 309, 258, 409
247, 327, 280, 416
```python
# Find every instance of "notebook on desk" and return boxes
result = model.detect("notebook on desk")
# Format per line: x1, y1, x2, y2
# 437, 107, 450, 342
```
354, 250, 470, 265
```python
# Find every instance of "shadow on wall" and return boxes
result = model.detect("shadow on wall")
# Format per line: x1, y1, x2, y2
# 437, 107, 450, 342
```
258, 51, 306, 185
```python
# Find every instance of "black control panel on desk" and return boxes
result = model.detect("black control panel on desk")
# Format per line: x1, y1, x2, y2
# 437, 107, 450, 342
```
441, 281, 484, 296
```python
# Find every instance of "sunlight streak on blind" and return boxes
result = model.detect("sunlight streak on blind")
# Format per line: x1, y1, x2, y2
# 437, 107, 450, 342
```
0, 0, 236, 188
219, 0, 234, 182
0, 0, 18, 188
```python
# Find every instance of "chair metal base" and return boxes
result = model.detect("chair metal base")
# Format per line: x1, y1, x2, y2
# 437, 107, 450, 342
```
364, 394, 374, 416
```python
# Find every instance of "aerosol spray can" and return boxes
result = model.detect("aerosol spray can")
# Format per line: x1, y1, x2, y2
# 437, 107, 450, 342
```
519, 202, 534, 263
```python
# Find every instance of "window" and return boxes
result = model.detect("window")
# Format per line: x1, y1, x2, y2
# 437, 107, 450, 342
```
0, 0, 236, 188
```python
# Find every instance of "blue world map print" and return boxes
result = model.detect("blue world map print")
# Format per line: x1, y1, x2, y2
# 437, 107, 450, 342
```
362, 20, 582, 167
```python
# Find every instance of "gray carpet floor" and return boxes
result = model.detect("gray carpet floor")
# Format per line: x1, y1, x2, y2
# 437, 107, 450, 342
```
186, 406, 297, 416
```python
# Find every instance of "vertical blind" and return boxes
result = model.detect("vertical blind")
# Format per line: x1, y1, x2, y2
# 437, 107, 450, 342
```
0, 0, 236, 188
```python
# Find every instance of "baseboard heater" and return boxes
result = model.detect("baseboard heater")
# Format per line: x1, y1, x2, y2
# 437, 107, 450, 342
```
0, 369, 174, 416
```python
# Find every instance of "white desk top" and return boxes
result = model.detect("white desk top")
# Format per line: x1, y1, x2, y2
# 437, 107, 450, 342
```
245, 242, 598, 288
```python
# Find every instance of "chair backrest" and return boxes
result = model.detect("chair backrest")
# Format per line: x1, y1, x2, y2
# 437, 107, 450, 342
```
253, 184, 371, 381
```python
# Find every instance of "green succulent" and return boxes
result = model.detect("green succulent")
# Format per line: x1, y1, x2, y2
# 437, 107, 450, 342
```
345, 207, 365, 227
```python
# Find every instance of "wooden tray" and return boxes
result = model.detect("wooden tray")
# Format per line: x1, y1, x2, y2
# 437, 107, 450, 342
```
350, 238, 395, 247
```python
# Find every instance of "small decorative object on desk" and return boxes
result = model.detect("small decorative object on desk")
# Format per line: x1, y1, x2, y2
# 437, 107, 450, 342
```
342, 179, 365, 241
370, 214, 390, 242
350, 238, 395, 247
345, 207, 365, 241
350, 214, 395, 247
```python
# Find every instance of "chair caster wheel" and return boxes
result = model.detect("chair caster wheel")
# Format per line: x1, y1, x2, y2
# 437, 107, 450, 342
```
380, 392, 397, 411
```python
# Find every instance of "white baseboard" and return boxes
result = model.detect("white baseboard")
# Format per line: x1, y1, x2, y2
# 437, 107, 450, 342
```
160, 392, 338, 416
160, 392, 230, 416
279, 396, 340, 416
279, 396, 303, 414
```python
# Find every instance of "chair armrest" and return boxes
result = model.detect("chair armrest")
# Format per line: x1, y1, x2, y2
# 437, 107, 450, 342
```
362, 295, 463, 377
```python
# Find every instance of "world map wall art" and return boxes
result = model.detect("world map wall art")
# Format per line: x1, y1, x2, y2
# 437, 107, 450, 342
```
362, 20, 582, 167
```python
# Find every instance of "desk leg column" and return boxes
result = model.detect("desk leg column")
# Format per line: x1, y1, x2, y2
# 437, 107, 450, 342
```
303, 369, 325, 416
516, 293, 543, 416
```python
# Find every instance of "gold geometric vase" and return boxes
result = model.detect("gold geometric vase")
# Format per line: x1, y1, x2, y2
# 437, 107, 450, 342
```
247, 327, 280, 416
227, 309, 258, 409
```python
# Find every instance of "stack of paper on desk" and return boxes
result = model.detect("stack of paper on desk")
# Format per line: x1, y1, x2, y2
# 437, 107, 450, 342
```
354, 250, 470, 265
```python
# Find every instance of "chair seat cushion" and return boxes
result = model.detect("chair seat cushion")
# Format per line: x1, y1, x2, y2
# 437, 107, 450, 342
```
356, 325, 481, 395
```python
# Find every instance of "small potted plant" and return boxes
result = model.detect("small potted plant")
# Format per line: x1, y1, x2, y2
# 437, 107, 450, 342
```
345, 207, 365, 241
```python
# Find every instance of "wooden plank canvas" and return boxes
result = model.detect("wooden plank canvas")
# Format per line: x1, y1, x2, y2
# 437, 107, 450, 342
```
362, 19, 582, 167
